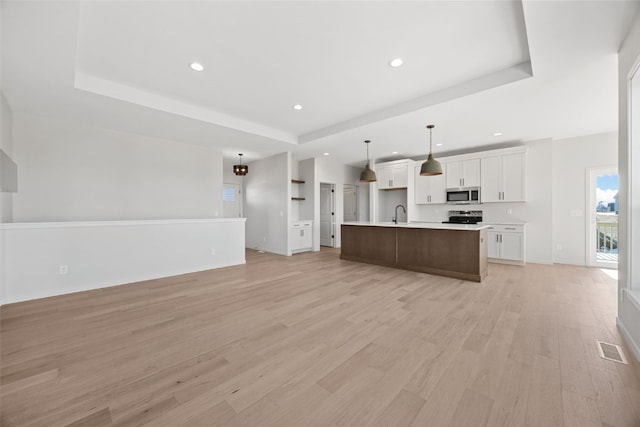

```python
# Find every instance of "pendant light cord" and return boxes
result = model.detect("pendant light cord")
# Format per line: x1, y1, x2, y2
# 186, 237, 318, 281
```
430, 127, 433, 154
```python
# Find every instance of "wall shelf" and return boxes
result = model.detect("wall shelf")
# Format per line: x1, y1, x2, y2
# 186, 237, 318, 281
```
291, 179, 305, 184
291, 197, 305, 201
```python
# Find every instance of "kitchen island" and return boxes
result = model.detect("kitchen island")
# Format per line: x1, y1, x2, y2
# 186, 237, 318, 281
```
341, 222, 489, 282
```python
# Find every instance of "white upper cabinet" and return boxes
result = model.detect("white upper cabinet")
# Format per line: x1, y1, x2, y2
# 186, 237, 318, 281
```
481, 153, 525, 202
445, 159, 480, 188
377, 160, 410, 190
414, 164, 446, 204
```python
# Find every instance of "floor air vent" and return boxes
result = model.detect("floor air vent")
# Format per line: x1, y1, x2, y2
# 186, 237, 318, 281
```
597, 341, 628, 364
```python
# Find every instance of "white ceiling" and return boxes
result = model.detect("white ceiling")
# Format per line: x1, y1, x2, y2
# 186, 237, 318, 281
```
2, 1, 639, 167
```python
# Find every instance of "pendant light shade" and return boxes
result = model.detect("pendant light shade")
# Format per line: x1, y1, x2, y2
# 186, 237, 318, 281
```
420, 124, 443, 176
359, 140, 377, 182
233, 153, 248, 176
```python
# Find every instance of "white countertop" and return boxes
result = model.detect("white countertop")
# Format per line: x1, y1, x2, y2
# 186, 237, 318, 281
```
343, 221, 490, 231
479, 221, 527, 226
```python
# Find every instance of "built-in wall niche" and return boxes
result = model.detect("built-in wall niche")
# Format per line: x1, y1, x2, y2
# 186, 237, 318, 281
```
291, 179, 305, 201
378, 188, 407, 223
0, 149, 17, 193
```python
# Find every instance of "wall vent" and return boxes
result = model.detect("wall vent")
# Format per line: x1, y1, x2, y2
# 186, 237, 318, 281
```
597, 341, 628, 364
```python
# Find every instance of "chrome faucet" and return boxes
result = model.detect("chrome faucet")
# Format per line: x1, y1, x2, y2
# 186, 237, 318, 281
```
393, 204, 406, 224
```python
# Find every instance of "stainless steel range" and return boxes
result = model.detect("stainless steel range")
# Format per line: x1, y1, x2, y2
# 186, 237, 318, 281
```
442, 210, 483, 224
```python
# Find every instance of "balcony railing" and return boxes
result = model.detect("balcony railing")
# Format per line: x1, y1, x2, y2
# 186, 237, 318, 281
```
596, 221, 618, 262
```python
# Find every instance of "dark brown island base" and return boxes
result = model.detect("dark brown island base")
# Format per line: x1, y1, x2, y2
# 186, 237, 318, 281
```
341, 222, 489, 282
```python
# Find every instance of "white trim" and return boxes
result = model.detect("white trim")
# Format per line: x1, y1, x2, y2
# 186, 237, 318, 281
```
625, 287, 640, 312
627, 53, 639, 295
0, 218, 245, 230
626, 50, 640, 81
488, 258, 525, 266
617, 316, 640, 362
415, 145, 529, 165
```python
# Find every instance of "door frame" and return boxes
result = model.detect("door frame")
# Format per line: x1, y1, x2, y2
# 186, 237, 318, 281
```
320, 182, 336, 247
223, 182, 243, 218
585, 167, 618, 268
343, 184, 358, 222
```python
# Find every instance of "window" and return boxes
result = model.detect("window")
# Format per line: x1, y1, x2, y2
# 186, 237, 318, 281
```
223, 186, 236, 202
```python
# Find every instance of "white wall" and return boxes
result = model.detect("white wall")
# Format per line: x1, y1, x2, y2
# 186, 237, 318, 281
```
298, 158, 316, 248
1, 219, 246, 304
552, 132, 618, 265
1, 92, 13, 223
12, 115, 223, 222
244, 152, 290, 255
378, 190, 408, 223
618, 12, 640, 361
0, 92, 13, 305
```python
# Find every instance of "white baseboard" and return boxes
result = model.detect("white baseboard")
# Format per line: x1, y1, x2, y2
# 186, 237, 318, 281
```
617, 316, 640, 362
488, 258, 525, 266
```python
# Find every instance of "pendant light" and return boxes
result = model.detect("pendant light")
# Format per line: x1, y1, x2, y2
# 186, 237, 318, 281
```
233, 153, 248, 176
359, 140, 377, 182
420, 124, 443, 176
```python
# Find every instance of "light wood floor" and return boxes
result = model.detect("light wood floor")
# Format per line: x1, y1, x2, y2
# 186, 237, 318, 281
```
1, 249, 639, 426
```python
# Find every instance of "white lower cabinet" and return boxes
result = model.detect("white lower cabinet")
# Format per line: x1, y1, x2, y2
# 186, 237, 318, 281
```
485, 224, 525, 263
290, 221, 313, 253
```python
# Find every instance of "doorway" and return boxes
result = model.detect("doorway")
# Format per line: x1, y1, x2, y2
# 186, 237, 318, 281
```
223, 183, 242, 218
587, 168, 618, 268
343, 184, 358, 222
320, 183, 335, 247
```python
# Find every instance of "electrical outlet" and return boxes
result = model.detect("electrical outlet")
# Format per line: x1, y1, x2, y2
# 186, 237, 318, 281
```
507, 208, 513, 214
211, 248, 216, 256
59, 265, 68, 275
556, 243, 563, 251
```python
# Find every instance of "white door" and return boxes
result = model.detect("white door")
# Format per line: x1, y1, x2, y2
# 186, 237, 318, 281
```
587, 167, 618, 268
487, 230, 500, 258
344, 185, 358, 222
502, 153, 525, 202
462, 159, 481, 187
429, 170, 447, 204
446, 161, 462, 188
501, 232, 524, 261
377, 166, 393, 190
392, 165, 408, 188
481, 156, 502, 202
414, 165, 429, 204
223, 183, 242, 218
320, 183, 335, 247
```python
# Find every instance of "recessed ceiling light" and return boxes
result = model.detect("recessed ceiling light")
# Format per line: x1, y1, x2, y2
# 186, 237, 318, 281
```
189, 62, 204, 72
292, 104, 303, 110
392, 151, 398, 154
389, 58, 404, 68
493, 132, 503, 137
323, 152, 330, 156
436, 143, 443, 147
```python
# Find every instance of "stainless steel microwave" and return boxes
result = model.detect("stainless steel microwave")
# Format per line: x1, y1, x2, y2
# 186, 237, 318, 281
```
446, 188, 480, 204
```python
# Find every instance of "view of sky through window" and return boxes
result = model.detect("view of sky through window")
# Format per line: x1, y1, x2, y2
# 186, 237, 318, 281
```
596, 174, 619, 212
